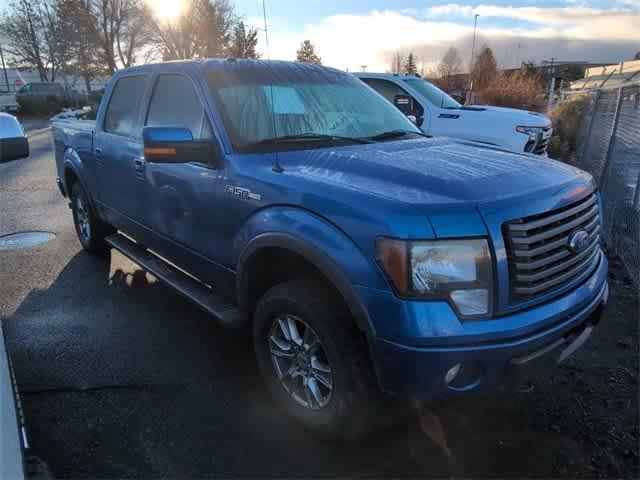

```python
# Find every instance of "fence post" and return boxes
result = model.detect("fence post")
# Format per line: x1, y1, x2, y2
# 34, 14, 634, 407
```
634, 171, 640, 212
599, 87, 624, 192
599, 87, 625, 247
577, 91, 599, 164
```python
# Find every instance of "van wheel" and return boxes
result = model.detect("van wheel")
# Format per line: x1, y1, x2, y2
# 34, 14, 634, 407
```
70, 182, 114, 254
253, 278, 380, 438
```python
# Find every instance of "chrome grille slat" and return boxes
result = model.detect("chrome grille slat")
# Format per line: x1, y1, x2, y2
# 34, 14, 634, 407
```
514, 239, 599, 282
510, 203, 599, 245
504, 192, 602, 301
512, 224, 600, 258
508, 195, 596, 232
512, 248, 600, 296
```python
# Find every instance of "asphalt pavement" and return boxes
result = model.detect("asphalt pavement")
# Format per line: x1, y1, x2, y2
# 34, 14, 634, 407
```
1, 127, 638, 478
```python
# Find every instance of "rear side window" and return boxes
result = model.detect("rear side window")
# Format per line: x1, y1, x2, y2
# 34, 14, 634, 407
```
146, 75, 212, 139
103, 76, 147, 137
361, 78, 409, 104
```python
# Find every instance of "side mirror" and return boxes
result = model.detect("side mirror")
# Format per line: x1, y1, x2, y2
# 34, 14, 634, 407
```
0, 136, 29, 163
142, 126, 216, 166
393, 94, 415, 116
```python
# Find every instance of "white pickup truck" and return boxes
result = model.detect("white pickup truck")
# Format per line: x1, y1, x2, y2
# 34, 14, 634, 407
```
356, 72, 552, 155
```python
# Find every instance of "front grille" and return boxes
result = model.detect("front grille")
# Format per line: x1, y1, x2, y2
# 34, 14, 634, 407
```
503, 192, 601, 301
525, 127, 552, 155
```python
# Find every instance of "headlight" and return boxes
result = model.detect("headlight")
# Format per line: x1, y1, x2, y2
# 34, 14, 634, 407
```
376, 238, 493, 317
516, 125, 544, 142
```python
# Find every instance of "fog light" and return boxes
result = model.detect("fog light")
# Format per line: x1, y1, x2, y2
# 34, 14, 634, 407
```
444, 363, 461, 384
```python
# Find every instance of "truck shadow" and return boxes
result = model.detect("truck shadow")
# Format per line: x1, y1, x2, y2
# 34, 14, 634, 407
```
2, 250, 449, 477
3, 249, 637, 478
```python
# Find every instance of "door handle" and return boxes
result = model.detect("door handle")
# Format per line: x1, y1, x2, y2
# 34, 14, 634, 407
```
94, 147, 102, 155
133, 158, 146, 176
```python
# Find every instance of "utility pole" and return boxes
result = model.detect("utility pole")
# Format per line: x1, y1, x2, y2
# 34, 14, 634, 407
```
467, 13, 479, 104
0, 44, 10, 93
547, 57, 556, 111
262, 0, 270, 59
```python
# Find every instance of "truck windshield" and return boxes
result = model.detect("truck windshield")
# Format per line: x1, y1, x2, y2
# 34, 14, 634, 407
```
205, 63, 421, 153
402, 78, 461, 109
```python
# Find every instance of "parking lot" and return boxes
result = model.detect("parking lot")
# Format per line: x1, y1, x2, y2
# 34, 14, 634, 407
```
1, 126, 638, 478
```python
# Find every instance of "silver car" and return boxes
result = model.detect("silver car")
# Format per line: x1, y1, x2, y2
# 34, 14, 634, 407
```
0, 112, 29, 163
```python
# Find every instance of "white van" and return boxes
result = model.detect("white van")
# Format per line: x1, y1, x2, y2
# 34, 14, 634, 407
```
356, 72, 552, 155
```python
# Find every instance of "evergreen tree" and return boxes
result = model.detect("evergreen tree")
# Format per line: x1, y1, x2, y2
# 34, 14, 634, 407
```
404, 52, 417, 74
472, 46, 497, 89
229, 21, 259, 58
296, 40, 321, 64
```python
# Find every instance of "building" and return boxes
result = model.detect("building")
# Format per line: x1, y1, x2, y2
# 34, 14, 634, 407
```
0, 68, 109, 93
567, 59, 640, 94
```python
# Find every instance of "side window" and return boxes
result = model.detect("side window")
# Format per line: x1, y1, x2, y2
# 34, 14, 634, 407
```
103, 76, 147, 137
146, 75, 212, 140
361, 78, 408, 104
361, 78, 424, 121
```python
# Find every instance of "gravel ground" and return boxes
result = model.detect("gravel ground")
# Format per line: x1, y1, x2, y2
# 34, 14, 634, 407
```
1, 128, 638, 478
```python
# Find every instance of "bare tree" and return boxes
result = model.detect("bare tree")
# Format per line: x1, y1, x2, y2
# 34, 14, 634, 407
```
390, 51, 404, 74
437, 47, 464, 92
229, 21, 259, 59
149, 0, 236, 60
296, 40, 321, 64
58, 0, 104, 92
91, 0, 151, 73
438, 47, 461, 80
0, 0, 67, 82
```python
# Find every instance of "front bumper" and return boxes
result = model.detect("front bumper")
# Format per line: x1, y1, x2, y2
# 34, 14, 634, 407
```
366, 253, 608, 398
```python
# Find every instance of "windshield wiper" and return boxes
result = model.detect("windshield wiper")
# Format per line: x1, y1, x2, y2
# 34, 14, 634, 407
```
366, 130, 429, 141
250, 133, 373, 147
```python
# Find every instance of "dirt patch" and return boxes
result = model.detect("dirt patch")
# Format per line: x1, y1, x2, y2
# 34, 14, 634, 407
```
411, 257, 639, 478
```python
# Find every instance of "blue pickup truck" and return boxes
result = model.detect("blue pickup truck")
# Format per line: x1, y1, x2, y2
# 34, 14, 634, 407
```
52, 59, 608, 437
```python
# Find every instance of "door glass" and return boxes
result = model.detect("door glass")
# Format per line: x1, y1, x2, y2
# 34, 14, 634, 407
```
103, 76, 147, 137
361, 78, 424, 123
146, 75, 212, 140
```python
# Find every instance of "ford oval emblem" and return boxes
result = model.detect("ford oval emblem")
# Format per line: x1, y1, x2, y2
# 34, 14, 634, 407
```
568, 230, 590, 253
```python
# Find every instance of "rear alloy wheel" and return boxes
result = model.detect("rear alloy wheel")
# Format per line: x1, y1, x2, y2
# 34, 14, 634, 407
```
70, 182, 114, 254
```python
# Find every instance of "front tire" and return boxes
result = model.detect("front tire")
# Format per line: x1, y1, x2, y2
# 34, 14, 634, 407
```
253, 278, 381, 438
70, 182, 113, 254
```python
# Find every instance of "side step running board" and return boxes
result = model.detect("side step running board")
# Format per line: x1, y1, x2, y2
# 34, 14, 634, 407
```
105, 233, 244, 327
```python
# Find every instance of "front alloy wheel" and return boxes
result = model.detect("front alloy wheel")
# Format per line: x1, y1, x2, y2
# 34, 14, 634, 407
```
269, 315, 333, 410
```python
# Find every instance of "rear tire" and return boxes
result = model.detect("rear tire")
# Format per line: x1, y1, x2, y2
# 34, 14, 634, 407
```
253, 278, 381, 438
70, 182, 114, 254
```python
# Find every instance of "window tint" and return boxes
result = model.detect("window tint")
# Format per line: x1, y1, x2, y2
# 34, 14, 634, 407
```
146, 75, 212, 139
103, 76, 147, 137
361, 78, 424, 117
361, 78, 408, 104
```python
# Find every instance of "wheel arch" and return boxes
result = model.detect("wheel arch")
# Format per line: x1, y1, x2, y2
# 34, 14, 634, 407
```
237, 233, 375, 336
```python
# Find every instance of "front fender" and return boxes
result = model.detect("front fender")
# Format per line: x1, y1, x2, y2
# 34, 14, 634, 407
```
234, 207, 389, 335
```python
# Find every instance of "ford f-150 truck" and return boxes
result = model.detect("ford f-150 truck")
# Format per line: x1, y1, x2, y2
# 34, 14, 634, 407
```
356, 72, 553, 155
52, 59, 608, 438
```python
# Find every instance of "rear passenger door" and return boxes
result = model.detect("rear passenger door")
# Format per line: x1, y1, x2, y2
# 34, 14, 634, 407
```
93, 75, 149, 231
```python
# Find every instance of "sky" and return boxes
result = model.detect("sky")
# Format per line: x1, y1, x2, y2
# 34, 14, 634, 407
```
1, 1, 638, 73
233, 0, 640, 72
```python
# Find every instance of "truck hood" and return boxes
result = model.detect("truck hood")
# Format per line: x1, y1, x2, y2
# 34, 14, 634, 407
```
459, 105, 551, 127
280, 137, 591, 209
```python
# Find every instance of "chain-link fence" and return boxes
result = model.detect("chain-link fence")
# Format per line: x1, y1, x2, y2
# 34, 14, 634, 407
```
575, 82, 640, 288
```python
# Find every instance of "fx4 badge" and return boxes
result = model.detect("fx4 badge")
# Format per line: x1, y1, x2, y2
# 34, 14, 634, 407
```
225, 185, 262, 201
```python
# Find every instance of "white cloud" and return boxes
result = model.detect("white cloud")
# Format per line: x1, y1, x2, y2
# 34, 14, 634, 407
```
265, 5, 640, 72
